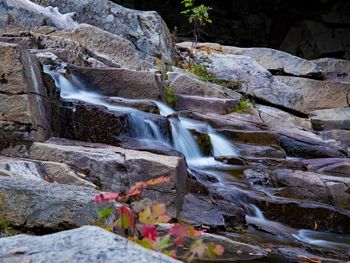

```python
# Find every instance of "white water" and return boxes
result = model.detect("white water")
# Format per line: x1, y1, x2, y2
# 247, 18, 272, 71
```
46, 66, 350, 253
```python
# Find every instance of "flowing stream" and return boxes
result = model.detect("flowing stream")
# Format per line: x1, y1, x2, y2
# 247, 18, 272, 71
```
45, 65, 350, 254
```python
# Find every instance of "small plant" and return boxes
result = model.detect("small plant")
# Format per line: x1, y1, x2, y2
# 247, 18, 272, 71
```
94, 176, 224, 262
187, 63, 224, 84
232, 98, 252, 113
0, 219, 9, 232
164, 84, 175, 106
181, 0, 212, 48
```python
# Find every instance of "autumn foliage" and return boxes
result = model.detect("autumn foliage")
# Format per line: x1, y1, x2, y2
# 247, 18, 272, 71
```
94, 176, 224, 261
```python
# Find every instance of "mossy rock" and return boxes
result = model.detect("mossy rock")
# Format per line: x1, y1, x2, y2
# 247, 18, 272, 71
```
191, 130, 212, 156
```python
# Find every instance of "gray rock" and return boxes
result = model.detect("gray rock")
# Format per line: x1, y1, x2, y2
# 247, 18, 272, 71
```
70, 65, 162, 100
310, 108, 350, 131
0, 176, 99, 231
0, 225, 179, 263
13, 139, 187, 216
312, 57, 350, 83
174, 95, 241, 115
320, 130, 350, 148
0, 41, 51, 149
195, 52, 307, 113
32, 0, 174, 64
167, 71, 241, 99
277, 76, 350, 113
177, 42, 323, 77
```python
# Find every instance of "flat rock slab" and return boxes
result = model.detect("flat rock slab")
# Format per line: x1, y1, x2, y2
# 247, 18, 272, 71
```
310, 107, 350, 131
177, 42, 323, 78
276, 76, 350, 113
8, 139, 187, 216
0, 176, 99, 231
0, 226, 179, 263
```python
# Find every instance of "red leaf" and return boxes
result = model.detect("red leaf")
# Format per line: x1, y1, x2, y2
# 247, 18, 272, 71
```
94, 192, 119, 203
141, 224, 158, 241
168, 223, 188, 246
117, 205, 135, 229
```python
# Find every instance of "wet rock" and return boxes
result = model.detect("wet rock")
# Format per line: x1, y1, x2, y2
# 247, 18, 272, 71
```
190, 112, 267, 131
174, 95, 241, 115
276, 76, 350, 113
180, 194, 245, 229
218, 129, 279, 146
11, 139, 187, 216
167, 71, 241, 100
0, 176, 99, 231
237, 144, 286, 159
32, 0, 174, 64
103, 97, 159, 114
302, 158, 350, 177
70, 66, 162, 100
177, 42, 323, 78
310, 108, 350, 131
0, 41, 51, 149
277, 132, 347, 158
0, 225, 179, 263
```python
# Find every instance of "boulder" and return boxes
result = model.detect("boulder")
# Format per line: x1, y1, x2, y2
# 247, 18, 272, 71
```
0, 156, 96, 189
276, 76, 350, 112
312, 57, 350, 83
70, 66, 162, 100
310, 108, 350, 131
177, 42, 323, 78
0, 226, 179, 263
0, 176, 99, 231
0, 41, 50, 149
11, 139, 187, 216
193, 53, 307, 113
320, 130, 350, 148
180, 194, 245, 228
32, 0, 174, 64
277, 132, 347, 158
167, 71, 241, 99
256, 105, 314, 138
174, 95, 241, 115
2, 0, 78, 33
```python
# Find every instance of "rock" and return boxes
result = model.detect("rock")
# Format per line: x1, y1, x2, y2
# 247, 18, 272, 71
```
32, 0, 174, 64
0, 41, 50, 149
194, 52, 307, 113
174, 95, 241, 115
177, 42, 323, 78
277, 132, 347, 158
218, 129, 279, 146
190, 112, 267, 131
312, 57, 350, 83
237, 144, 286, 159
247, 169, 350, 210
310, 108, 350, 131
276, 76, 350, 113
70, 65, 162, 100
2, 0, 78, 33
320, 130, 350, 148
0, 176, 99, 231
34, 24, 155, 69
167, 71, 241, 99
0, 225, 179, 263
0, 157, 43, 181
180, 194, 245, 228
103, 97, 159, 114
11, 139, 187, 216
256, 105, 315, 138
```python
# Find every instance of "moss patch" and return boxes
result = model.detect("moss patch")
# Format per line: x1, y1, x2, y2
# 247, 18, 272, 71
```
164, 84, 175, 106
231, 98, 252, 114
191, 130, 212, 156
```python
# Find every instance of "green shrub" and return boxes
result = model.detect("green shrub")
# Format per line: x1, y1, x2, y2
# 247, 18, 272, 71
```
232, 98, 252, 113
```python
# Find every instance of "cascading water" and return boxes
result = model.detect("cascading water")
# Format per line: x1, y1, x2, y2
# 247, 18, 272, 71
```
45, 65, 350, 254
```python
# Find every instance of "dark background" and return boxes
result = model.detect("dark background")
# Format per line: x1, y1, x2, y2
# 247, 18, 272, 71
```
112, 0, 350, 59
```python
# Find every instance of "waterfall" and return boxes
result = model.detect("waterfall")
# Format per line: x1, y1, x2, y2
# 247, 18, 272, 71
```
45, 66, 350, 252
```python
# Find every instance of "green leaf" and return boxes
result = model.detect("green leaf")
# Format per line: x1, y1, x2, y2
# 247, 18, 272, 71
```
97, 208, 113, 220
